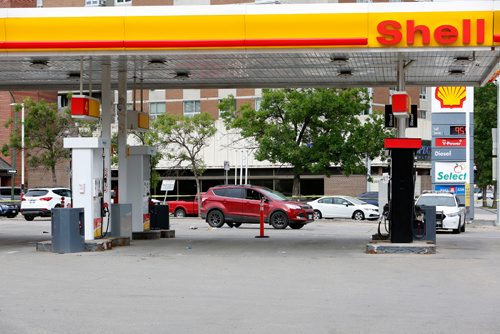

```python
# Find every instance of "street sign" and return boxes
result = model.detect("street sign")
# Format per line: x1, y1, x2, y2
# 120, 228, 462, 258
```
161, 179, 175, 191
408, 104, 418, 128
224, 161, 230, 171
7, 169, 16, 174
384, 105, 394, 128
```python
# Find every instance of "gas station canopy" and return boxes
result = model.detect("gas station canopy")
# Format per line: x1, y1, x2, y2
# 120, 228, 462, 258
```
1, 1, 500, 90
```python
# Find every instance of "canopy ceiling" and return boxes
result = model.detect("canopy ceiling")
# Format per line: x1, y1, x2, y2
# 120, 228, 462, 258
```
0, 1, 499, 90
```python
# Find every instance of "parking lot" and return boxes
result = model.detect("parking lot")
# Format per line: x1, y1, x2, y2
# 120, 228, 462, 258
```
1, 214, 500, 334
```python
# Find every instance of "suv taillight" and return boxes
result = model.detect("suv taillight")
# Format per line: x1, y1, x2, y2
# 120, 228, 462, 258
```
40, 197, 53, 201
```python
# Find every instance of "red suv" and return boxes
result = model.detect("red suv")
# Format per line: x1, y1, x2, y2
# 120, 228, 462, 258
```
201, 185, 314, 229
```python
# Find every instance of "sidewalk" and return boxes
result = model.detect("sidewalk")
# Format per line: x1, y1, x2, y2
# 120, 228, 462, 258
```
472, 206, 497, 225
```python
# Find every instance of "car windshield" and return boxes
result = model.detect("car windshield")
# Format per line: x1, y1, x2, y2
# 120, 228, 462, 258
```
417, 196, 456, 207
25, 189, 48, 197
259, 188, 288, 201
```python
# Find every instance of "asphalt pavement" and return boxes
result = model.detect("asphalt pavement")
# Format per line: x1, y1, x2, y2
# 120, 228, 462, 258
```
1, 214, 500, 334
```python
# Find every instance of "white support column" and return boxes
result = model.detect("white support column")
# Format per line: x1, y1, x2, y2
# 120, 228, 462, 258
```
101, 59, 112, 214
496, 81, 500, 226
118, 62, 128, 204
397, 56, 407, 139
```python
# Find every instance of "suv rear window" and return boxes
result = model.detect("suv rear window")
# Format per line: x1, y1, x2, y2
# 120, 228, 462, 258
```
25, 189, 49, 197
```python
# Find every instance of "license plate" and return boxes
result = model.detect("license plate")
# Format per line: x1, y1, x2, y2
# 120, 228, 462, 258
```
308, 214, 313, 220
29, 200, 35, 204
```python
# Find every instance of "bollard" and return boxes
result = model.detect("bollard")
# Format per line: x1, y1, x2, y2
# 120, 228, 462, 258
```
255, 198, 269, 239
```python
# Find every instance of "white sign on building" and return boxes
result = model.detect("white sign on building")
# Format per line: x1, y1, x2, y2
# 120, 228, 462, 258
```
434, 162, 468, 184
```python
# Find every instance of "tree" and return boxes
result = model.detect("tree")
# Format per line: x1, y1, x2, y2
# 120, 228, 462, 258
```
152, 112, 217, 216
2, 98, 73, 186
474, 83, 496, 207
220, 88, 390, 196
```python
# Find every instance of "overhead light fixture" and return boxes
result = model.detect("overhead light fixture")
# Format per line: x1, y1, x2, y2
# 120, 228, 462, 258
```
330, 56, 349, 65
453, 56, 473, 66
147, 58, 166, 68
68, 72, 81, 80
175, 70, 190, 79
30, 59, 49, 70
338, 70, 353, 78
449, 69, 465, 76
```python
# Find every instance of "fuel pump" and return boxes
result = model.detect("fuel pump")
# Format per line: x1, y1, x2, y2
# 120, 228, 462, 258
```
384, 138, 422, 243
125, 146, 156, 233
64, 137, 110, 241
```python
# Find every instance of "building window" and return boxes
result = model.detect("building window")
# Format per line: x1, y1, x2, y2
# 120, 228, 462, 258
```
150, 102, 166, 118
115, 0, 131, 5
255, 98, 262, 111
85, 0, 101, 6
419, 87, 427, 99
418, 109, 427, 119
184, 100, 200, 117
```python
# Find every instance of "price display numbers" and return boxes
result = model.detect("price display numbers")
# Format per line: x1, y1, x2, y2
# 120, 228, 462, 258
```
450, 126, 466, 135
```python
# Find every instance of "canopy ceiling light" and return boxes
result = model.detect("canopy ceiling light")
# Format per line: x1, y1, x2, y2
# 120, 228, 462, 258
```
68, 72, 81, 80
337, 69, 353, 78
29, 59, 49, 70
147, 58, 166, 68
175, 70, 190, 79
453, 56, 474, 66
448, 69, 465, 76
330, 56, 349, 65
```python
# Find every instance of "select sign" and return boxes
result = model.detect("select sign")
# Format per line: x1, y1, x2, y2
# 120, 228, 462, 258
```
433, 162, 467, 183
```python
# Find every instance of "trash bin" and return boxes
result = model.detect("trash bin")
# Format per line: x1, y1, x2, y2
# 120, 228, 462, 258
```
150, 204, 169, 230
51, 208, 85, 253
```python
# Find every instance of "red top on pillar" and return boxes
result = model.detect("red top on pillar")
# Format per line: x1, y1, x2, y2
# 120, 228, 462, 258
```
384, 138, 422, 149
392, 93, 411, 114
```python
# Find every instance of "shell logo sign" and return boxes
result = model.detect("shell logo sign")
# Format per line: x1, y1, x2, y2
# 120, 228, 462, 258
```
431, 87, 473, 113
435, 87, 467, 109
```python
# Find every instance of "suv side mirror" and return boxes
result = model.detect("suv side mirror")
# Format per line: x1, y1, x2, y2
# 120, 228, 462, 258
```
458, 203, 465, 207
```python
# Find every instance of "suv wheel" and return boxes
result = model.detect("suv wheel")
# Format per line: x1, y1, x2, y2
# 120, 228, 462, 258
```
270, 211, 288, 229
313, 210, 322, 220
6, 213, 17, 218
24, 215, 35, 221
207, 210, 225, 228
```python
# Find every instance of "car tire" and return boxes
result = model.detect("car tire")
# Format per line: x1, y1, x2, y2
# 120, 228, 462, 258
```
6, 213, 18, 218
174, 208, 186, 218
270, 211, 288, 229
289, 222, 305, 229
24, 215, 34, 221
352, 210, 365, 221
460, 218, 466, 233
207, 210, 225, 228
313, 210, 322, 220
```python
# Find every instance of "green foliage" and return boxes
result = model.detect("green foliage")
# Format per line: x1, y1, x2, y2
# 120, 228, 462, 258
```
5, 98, 74, 185
220, 88, 390, 194
474, 83, 496, 189
153, 112, 216, 176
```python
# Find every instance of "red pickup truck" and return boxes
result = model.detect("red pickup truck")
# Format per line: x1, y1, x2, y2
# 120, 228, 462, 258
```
168, 196, 200, 217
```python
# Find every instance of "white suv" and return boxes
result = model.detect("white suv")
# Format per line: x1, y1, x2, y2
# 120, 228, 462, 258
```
415, 192, 466, 234
20, 188, 72, 221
